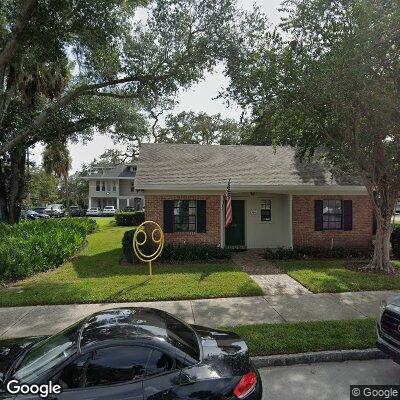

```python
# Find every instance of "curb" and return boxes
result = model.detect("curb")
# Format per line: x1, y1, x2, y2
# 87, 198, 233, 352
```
251, 348, 390, 368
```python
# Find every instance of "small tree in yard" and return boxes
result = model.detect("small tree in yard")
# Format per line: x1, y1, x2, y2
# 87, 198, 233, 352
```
225, 0, 400, 272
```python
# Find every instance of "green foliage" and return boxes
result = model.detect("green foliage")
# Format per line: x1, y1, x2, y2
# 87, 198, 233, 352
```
24, 166, 60, 208
156, 111, 246, 145
115, 211, 145, 226
122, 227, 156, 264
0, 218, 97, 283
391, 228, 400, 259
161, 244, 231, 261
264, 246, 371, 260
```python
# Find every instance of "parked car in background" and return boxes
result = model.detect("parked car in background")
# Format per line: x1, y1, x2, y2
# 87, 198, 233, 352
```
20, 210, 50, 220
20, 210, 38, 220
69, 205, 84, 217
123, 206, 136, 212
44, 204, 65, 217
32, 206, 46, 215
0, 308, 262, 400
86, 207, 101, 216
102, 205, 117, 216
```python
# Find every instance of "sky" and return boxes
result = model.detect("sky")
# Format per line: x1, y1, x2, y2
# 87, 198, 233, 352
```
31, 0, 283, 173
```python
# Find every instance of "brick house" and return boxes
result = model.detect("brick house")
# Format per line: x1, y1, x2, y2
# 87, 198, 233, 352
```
135, 143, 373, 250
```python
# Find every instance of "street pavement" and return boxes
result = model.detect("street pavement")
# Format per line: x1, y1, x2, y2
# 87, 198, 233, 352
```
260, 359, 400, 400
0, 290, 397, 339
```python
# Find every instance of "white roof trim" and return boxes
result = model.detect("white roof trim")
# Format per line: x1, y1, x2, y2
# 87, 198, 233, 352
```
137, 183, 367, 194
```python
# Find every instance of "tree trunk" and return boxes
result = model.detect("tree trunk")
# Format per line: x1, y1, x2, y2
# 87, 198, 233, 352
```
370, 215, 394, 272
0, 158, 8, 222
367, 185, 397, 272
7, 148, 26, 224
64, 175, 70, 212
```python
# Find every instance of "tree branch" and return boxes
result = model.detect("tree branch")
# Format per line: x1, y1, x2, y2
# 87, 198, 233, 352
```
0, 0, 38, 69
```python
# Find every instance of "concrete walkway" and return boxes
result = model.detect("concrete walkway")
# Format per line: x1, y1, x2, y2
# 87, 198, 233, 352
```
0, 290, 395, 339
232, 250, 310, 295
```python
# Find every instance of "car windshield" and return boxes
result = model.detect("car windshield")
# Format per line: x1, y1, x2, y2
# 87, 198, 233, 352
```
90, 208, 98, 211
104, 206, 114, 210
13, 322, 81, 383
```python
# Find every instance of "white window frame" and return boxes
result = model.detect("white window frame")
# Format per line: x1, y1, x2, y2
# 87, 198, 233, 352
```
260, 199, 272, 222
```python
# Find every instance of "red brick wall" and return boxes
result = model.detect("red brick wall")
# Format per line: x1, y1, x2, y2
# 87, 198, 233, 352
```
292, 195, 373, 249
145, 194, 221, 245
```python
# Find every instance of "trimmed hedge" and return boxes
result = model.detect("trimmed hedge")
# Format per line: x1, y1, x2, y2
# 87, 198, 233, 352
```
122, 228, 231, 263
115, 211, 145, 226
161, 243, 231, 261
0, 218, 97, 283
264, 246, 371, 260
122, 228, 154, 263
391, 227, 400, 258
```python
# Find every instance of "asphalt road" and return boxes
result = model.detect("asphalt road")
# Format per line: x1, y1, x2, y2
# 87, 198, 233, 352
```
260, 359, 400, 400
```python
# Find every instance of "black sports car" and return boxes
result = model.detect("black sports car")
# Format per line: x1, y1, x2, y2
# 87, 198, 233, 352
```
0, 308, 262, 399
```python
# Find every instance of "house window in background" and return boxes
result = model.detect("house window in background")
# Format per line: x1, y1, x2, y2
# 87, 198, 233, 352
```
260, 199, 271, 221
112, 181, 117, 192
134, 197, 142, 211
131, 182, 135, 192
323, 200, 343, 230
173, 200, 196, 232
101, 181, 105, 192
96, 181, 100, 191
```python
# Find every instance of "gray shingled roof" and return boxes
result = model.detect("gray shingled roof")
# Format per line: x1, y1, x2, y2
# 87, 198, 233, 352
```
86, 164, 136, 179
135, 143, 362, 189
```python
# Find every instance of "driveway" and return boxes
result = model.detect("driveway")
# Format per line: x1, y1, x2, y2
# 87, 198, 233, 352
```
260, 359, 400, 400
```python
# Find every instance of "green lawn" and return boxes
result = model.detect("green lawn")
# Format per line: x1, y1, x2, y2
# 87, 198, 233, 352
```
228, 319, 376, 356
0, 217, 262, 306
274, 259, 400, 293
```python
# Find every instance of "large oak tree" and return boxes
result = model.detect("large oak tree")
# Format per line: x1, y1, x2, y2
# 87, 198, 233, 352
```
225, 0, 400, 271
0, 0, 238, 222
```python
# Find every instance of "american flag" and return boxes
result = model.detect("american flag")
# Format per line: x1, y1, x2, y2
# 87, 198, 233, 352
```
225, 179, 233, 227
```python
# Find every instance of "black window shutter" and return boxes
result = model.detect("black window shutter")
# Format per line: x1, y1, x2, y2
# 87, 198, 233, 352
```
315, 200, 323, 231
163, 200, 174, 233
196, 200, 207, 233
343, 200, 353, 231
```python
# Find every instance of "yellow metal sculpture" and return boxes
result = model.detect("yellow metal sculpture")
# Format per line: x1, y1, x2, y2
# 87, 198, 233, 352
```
133, 221, 164, 276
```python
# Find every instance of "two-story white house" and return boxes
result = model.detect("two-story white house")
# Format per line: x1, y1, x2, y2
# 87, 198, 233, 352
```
84, 163, 144, 210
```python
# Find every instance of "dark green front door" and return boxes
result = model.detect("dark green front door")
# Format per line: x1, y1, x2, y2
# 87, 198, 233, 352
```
225, 200, 245, 246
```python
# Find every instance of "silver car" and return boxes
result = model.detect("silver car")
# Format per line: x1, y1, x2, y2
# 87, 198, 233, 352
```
377, 294, 400, 363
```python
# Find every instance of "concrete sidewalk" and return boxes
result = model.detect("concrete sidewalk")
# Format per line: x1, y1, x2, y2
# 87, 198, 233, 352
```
0, 290, 395, 339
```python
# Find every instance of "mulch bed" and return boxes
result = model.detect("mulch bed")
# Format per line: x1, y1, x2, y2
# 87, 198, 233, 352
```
346, 261, 400, 276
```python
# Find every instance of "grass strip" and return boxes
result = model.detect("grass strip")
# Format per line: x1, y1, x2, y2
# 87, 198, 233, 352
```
226, 319, 376, 356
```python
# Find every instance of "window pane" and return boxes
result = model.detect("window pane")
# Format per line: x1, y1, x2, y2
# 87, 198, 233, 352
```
173, 200, 196, 232
322, 200, 343, 230
85, 346, 151, 387
146, 350, 174, 377
261, 200, 271, 221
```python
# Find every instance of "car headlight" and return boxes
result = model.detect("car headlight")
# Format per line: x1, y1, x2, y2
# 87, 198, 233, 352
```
380, 300, 387, 314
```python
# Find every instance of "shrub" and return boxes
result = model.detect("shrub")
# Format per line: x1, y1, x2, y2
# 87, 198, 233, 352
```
264, 246, 370, 260
115, 211, 145, 226
391, 227, 400, 259
160, 243, 231, 261
122, 230, 231, 263
0, 218, 97, 283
